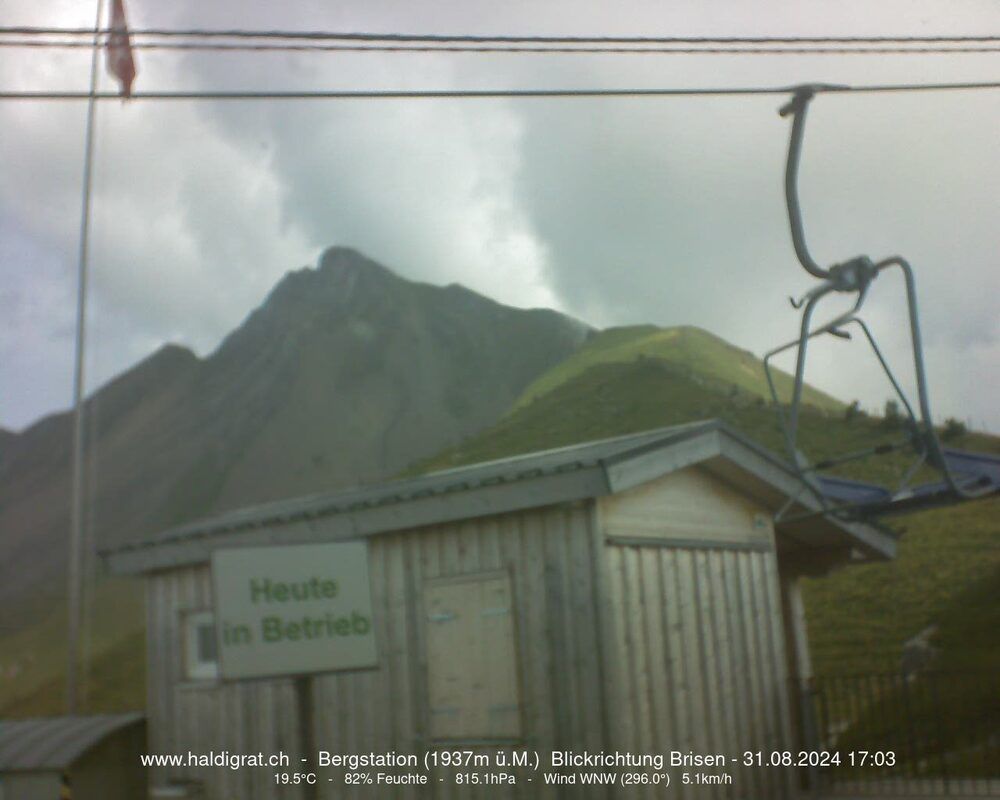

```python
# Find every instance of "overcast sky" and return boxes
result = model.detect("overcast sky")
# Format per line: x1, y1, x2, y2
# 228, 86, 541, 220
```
2, 0, 998, 434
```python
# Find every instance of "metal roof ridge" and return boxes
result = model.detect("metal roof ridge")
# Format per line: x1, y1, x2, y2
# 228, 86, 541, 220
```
102, 420, 722, 557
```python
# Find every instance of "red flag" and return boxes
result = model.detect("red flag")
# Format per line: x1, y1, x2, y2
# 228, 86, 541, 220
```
105, 0, 137, 98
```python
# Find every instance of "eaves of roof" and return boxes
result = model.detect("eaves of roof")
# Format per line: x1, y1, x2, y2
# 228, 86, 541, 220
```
101, 420, 895, 575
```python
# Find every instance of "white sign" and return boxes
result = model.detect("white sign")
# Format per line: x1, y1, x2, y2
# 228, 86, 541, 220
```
212, 541, 378, 680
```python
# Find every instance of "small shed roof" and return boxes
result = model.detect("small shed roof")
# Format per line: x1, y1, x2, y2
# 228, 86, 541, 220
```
0, 714, 143, 772
102, 419, 896, 575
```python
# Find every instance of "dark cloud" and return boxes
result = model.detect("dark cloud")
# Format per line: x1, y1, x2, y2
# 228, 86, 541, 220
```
2, 0, 997, 432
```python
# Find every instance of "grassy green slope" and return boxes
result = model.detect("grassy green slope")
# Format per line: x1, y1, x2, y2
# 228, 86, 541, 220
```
0, 578, 144, 716
414, 357, 1000, 677
0, 622, 145, 718
512, 325, 844, 415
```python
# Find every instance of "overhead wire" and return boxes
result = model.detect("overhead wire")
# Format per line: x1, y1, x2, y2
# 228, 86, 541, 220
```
4, 38, 1000, 55
3, 26, 1000, 44
2, 25, 998, 101
3, 81, 1000, 102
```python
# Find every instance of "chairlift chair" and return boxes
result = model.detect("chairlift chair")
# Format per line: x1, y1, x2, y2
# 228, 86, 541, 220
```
764, 85, 999, 521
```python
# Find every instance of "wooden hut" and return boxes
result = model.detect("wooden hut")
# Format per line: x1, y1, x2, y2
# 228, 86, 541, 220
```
0, 714, 146, 799
104, 420, 895, 799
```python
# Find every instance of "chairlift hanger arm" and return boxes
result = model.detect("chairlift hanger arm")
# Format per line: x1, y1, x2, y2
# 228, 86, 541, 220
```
779, 84, 880, 294
779, 85, 830, 280
770, 86, 994, 508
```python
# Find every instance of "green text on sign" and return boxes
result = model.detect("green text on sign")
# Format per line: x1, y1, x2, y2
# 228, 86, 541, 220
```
212, 541, 377, 679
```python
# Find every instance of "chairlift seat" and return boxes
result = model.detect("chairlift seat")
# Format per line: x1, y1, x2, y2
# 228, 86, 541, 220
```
818, 448, 1000, 517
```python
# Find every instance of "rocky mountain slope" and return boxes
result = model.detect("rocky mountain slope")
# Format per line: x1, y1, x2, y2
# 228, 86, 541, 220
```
0, 247, 591, 640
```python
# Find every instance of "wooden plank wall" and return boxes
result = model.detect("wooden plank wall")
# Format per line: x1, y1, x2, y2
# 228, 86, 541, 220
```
146, 501, 609, 800
603, 544, 795, 800
598, 466, 798, 799
146, 565, 304, 800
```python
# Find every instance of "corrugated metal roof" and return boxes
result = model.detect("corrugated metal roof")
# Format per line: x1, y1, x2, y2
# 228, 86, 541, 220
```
100, 419, 905, 574
0, 714, 143, 772
104, 420, 716, 558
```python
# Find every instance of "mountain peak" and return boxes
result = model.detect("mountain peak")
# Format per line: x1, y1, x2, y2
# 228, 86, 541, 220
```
276, 246, 400, 302
318, 246, 396, 282
239, 247, 399, 335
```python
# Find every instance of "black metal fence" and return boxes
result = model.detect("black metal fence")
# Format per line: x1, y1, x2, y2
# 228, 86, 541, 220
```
798, 672, 999, 796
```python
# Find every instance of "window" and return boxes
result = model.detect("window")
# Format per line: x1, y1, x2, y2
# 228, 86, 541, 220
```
182, 610, 219, 681
423, 571, 521, 741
